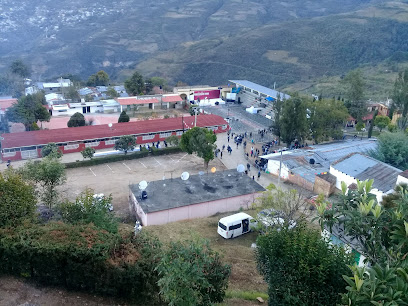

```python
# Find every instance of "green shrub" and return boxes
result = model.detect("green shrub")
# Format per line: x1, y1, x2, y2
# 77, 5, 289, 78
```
65, 150, 149, 168
150, 146, 182, 156
0, 223, 161, 303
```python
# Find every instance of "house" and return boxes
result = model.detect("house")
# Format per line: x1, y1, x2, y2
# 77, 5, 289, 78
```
129, 169, 265, 226
330, 153, 402, 203
37, 78, 72, 94
115, 94, 183, 112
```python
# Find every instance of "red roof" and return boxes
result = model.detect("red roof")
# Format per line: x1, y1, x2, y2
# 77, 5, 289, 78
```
162, 95, 183, 103
0, 98, 17, 111
116, 97, 159, 105
362, 113, 374, 121
0, 114, 227, 149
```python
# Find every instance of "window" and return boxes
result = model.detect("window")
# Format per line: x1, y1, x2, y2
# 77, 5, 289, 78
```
142, 134, 155, 140
229, 223, 241, 230
160, 132, 172, 138
218, 222, 227, 231
222, 125, 227, 129
176, 131, 183, 136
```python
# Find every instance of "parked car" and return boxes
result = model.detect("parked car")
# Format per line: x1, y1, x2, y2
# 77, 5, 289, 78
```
217, 212, 257, 239
257, 208, 296, 231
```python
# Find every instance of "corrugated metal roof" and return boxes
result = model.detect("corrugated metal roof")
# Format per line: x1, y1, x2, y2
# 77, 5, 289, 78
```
1, 114, 227, 149
332, 153, 402, 192
229, 80, 290, 99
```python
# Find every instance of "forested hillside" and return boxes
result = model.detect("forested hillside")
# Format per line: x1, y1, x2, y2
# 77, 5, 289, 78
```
135, 1, 408, 98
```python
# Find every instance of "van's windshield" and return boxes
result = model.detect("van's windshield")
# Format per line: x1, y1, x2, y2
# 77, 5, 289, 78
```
218, 222, 227, 230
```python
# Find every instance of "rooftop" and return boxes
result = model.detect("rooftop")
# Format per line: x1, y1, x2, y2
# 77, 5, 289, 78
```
229, 80, 290, 100
332, 153, 402, 192
0, 98, 17, 111
116, 97, 159, 105
1, 114, 227, 149
130, 169, 265, 213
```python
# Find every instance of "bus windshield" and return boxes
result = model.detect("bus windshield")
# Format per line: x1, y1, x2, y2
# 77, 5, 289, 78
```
218, 222, 227, 230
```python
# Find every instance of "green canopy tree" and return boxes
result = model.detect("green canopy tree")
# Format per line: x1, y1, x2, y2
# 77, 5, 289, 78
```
392, 69, 408, 118
87, 70, 110, 86
41, 143, 63, 158
369, 132, 408, 170
118, 111, 130, 123
180, 127, 216, 168
81, 147, 95, 160
64, 86, 80, 101
271, 95, 283, 144
5, 93, 50, 130
9, 59, 31, 78
106, 87, 119, 98
67, 112, 86, 127
0, 169, 37, 228
125, 71, 145, 95
343, 69, 366, 121
374, 115, 390, 132
280, 95, 308, 145
114, 135, 136, 154
166, 135, 180, 146
20, 157, 66, 208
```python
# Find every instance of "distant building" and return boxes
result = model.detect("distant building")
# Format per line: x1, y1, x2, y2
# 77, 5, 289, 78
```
115, 94, 184, 112
129, 169, 265, 226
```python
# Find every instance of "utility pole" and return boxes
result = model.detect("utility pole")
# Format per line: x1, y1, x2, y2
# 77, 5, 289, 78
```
278, 149, 283, 187
194, 107, 198, 127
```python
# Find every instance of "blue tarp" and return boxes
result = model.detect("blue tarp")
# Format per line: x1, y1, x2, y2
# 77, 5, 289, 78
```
232, 87, 241, 93
266, 97, 275, 101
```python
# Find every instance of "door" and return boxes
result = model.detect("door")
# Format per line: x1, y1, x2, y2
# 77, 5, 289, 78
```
242, 219, 249, 233
82, 107, 86, 114
87, 106, 91, 113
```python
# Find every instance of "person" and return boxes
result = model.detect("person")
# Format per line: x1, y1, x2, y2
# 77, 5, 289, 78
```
220, 151, 223, 159
228, 136, 230, 142
247, 163, 250, 171
252, 175, 255, 180
222, 144, 225, 151
258, 170, 261, 180
6, 159, 11, 168
236, 142, 239, 149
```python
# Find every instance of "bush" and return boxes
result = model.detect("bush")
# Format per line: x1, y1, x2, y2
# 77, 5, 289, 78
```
65, 150, 149, 168
255, 224, 352, 306
67, 112, 86, 127
0, 223, 161, 303
150, 146, 182, 156
41, 142, 63, 158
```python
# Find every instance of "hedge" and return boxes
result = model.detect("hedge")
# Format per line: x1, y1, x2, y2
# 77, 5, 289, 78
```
0, 222, 161, 303
66, 147, 183, 168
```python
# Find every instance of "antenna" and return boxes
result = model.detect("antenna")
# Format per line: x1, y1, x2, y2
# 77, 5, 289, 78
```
181, 172, 190, 181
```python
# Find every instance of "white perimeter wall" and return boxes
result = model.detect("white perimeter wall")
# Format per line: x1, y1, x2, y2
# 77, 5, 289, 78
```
134, 192, 260, 226
397, 175, 408, 186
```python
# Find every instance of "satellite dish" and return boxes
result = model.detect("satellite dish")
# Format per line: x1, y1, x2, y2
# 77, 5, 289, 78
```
199, 171, 205, 176
211, 167, 216, 173
108, 123, 113, 128
181, 172, 190, 181
139, 180, 148, 190
237, 164, 245, 173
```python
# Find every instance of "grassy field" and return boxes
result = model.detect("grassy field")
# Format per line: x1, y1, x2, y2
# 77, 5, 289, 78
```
144, 209, 268, 305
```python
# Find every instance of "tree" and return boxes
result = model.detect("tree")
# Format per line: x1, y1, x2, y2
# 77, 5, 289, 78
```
271, 95, 283, 144
343, 70, 366, 121
280, 95, 308, 145
9, 59, 31, 78
392, 69, 408, 117
81, 147, 95, 160
307, 98, 349, 143
64, 86, 80, 101
20, 157, 66, 208
355, 121, 365, 132
57, 188, 117, 233
253, 184, 312, 232
374, 115, 390, 132
125, 71, 145, 95
166, 135, 180, 146
369, 132, 408, 170
106, 87, 119, 98
41, 143, 63, 158
388, 123, 397, 132
0, 169, 37, 228
255, 224, 352, 306
118, 111, 130, 123
5, 93, 50, 130
316, 180, 408, 304
367, 109, 378, 138
87, 70, 110, 86
180, 127, 216, 168
114, 135, 136, 154
156, 239, 231, 306
67, 112, 86, 127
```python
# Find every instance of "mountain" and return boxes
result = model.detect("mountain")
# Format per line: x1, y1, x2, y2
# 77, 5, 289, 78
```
0, 0, 385, 81
134, 0, 408, 99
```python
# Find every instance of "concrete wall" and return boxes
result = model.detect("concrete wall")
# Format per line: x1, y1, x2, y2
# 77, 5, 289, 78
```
396, 175, 408, 186
133, 192, 259, 226
267, 160, 289, 180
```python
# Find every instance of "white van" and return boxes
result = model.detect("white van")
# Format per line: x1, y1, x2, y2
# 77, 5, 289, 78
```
217, 212, 257, 239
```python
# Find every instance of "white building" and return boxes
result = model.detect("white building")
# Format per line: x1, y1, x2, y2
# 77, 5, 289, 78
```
330, 153, 402, 203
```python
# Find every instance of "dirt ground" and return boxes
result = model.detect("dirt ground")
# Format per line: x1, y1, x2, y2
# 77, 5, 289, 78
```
61, 152, 227, 218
